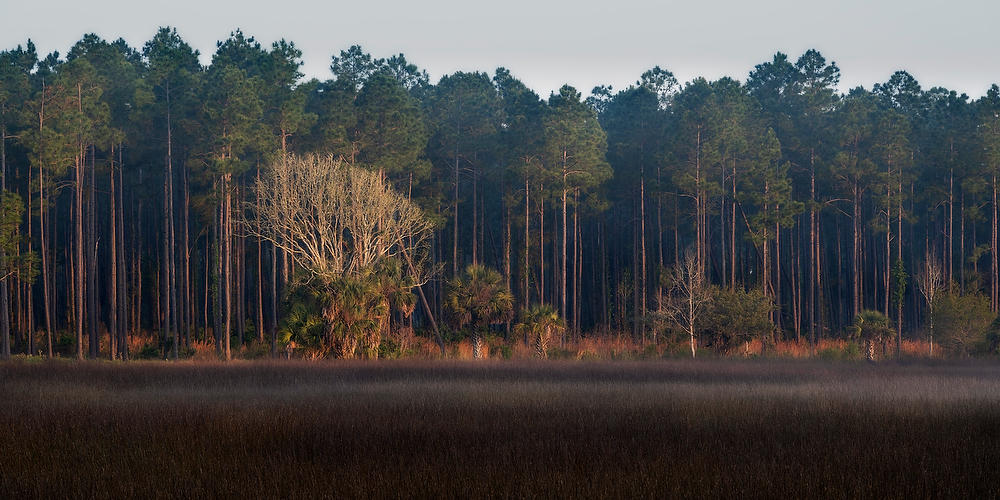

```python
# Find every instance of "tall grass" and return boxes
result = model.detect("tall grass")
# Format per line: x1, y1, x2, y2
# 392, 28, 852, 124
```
1, 360, 997, 498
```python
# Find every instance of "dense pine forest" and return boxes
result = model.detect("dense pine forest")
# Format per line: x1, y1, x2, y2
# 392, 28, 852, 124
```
2, 27, 1000, 361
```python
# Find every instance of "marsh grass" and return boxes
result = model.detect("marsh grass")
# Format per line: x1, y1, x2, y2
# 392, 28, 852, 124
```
1, 359, 998, 498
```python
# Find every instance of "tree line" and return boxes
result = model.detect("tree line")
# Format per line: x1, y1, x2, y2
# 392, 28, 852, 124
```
2, 27, 999, 360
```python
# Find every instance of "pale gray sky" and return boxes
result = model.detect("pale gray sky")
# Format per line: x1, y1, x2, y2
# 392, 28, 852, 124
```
2, 0, 997, 97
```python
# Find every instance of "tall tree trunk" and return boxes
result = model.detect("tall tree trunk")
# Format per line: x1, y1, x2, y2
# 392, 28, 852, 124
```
960, 192, 966, 292
117, 146, 128, 358
75, 153, 84, 358
0, 118, 8, 360
224, 176, 232, 361
524, 170, 530, 308
884, 162, 891, 320
775, 220, 782, 335
183, 156, 192, 349
570, 191, 577, 338
214, 181, 223, 356
561, 152, 568, 342
990, 174, 1000, 312
471, 170, 477, 266
948, 162, 954, 293
256, 163, 266, 353
453, 148, 459, 275
639, 169, 647, 344
87, 146, 98, 359
853, 181, 861, 319
539, 184, 544, 305
109, 145, 118, 360
732, 159, 737, 288
695, 127, 703, 276
809, 150, 817, 348
163, 84, 176, 360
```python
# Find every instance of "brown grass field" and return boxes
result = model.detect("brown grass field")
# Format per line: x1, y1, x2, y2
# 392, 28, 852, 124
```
1, 359, 999, 498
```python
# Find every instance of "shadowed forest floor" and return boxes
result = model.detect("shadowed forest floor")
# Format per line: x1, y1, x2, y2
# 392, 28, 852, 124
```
1, 359, 998, 498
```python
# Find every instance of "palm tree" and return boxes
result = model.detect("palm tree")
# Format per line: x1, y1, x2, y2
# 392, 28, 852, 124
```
515, 305, 565, 359
851, 310, 892, 361
446, 265, 514, 359
326, 275, 389, 359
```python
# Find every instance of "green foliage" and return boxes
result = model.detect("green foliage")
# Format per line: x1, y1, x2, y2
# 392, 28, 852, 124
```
850, 310, 893, 360
279, 261, 415, 359
446, 265, 514, 359
817, 342, 862, 361
353, 71, 430, 185
277, 279, 329, 354
932, 293, 995, 356
514, 304, 565, 359
544, 84, 612, 199
851, 310, 892, 342
0, 193, 36, 282
136, 342, 161, 360
701, 286, 774, 354
891, 259, 908, 308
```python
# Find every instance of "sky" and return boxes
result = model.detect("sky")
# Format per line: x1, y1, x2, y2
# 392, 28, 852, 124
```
1, 0, 998, 98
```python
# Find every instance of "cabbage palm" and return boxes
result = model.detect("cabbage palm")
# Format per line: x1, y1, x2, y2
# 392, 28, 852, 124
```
325, 275, 389, 359
515, 305, 565, 359
851, 310, 892, 360
446, 265, 514, 359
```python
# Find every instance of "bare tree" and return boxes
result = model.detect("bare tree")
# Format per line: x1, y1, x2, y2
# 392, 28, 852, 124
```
660, 252, 711, 358
251, 154, 437, 355
916, 254, 944, 356
251, 154, 434, 283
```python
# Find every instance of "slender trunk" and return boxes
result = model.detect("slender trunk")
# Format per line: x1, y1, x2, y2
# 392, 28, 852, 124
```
948, 163, 954, 293
575, 203, 582, 337
453, 148, 459, 275
561, 154, 568, 342
271, 241, 278, 350
539, 184, 544, 305
853, 181, 861, 319
695, 127, 703, 276
224, 177, 232, 361
639, 170, 647, 344
720, 159, 726, 289
884, 161, 891, 320
657, 167, 664, 313
183, 156, 192, 348
809, 150, 817, 347
524, 169, 530, 308
88, 146, 97, 359
75, 152, 84, 359
236, 189, 244, 349
897, 176, 904, 357
214, 182, 223, 355
74, 83, 84, 360
960, 192, 966, 292
472, 170, 477, 266
0, 118, 8, 360
994, 175, 998, 312
109, 145, 118, 360
775, 220, 782, 334
688, 289, 696, 359
117, 147, 128, 358
163, 83, 176, 359
205, 234, 210, 342
256, 163, 266, 353
505, 198, 512, 338
732, 159, 737, 287
37, 83, 53, 357
570, 192, 577, 337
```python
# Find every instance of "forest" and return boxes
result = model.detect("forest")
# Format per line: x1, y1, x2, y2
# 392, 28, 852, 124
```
2, 27, 1000, 361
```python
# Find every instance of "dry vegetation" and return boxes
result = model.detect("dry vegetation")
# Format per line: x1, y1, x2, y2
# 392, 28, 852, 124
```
2, 359, 999, 498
